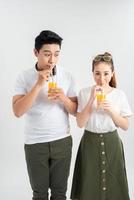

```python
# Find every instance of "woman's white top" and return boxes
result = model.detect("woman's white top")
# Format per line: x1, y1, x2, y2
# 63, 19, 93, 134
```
77, 87, 133, 133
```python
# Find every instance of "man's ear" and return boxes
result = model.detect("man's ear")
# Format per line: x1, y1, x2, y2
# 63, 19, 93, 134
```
34, 49, 38, 57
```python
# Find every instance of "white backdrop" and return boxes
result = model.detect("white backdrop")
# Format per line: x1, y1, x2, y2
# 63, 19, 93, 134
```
0, 0, 134, 199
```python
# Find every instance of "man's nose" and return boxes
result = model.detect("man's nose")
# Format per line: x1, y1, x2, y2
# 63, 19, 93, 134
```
49, 55, 55, 63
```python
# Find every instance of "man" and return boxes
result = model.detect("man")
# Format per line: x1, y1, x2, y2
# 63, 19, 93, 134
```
12, 30, 77, 200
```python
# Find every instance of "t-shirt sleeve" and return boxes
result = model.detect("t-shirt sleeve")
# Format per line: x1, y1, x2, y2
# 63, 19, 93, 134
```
13, 72, 27, 96
120, 91, 133, 117
67, 75, 77, 97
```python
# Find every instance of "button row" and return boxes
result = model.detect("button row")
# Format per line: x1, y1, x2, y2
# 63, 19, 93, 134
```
99, 134, 107, 192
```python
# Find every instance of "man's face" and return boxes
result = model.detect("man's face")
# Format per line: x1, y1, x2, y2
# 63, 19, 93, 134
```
34, 44, 60, 71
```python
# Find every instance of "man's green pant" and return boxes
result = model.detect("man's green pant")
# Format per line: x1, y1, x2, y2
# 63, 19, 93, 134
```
24, 136, 72, 200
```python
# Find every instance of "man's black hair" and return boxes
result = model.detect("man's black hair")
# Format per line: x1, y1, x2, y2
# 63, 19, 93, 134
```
35, 30, 63, 51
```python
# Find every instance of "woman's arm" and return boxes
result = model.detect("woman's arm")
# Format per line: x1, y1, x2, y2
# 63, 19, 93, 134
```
76, 86, 96, 128
102, 100, 129, 130
76, 97, 94, 128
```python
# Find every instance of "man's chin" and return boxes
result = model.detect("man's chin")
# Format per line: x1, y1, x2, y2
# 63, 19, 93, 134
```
38, 66, 51, 71
43, 65, 55, 70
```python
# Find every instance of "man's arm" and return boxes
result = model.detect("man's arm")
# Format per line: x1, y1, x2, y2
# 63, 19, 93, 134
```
48, 88, 77, 115
13, 69, 51, 117
12, 83, 42, 117
61, 96, 77, 115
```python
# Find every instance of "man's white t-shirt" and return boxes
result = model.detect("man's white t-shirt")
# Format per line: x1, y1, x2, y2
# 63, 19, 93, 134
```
14, 65, 77, 144
78, 87, 133, 133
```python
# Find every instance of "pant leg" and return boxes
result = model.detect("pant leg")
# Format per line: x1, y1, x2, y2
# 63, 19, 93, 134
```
49, 136, 72, 200
24, 142, 50, 200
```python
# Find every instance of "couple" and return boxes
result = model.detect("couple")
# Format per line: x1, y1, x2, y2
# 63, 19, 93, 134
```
12, 30, 132, 200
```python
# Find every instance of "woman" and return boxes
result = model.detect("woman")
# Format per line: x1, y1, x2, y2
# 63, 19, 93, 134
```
71, 52, 132, 200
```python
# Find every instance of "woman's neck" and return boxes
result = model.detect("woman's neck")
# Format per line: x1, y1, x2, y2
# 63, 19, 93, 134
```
103, 86, 114, 94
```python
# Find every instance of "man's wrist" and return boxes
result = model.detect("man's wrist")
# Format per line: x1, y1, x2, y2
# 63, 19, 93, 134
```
34, 82, 44, 91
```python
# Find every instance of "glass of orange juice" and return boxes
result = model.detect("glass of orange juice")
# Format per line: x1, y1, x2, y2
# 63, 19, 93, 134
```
48, 82, 58, 99
96, 88, 106, 110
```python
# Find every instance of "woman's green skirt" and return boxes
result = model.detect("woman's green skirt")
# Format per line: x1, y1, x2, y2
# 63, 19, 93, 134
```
71, 130, 130, 200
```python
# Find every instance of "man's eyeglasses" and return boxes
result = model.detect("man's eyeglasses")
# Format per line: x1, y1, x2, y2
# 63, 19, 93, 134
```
93, 55, 112, 62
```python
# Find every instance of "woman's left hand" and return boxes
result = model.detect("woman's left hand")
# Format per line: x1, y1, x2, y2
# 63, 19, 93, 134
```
101, 99, 114, 114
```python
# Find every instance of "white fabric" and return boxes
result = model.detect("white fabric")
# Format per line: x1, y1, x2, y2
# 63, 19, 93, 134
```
13, 65, 77, 144
77, 87, 133, 133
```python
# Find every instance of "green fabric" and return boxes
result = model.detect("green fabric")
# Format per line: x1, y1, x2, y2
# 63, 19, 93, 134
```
24, 136, 72, 200
71, 130, 130, 200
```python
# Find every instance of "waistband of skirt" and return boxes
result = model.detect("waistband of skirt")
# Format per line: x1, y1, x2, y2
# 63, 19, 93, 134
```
84, 129, 118, 136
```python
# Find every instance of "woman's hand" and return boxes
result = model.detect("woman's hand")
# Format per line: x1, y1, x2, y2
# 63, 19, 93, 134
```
101, 99, 114, 113
90, 85, 97, 100
101, 100, 129, 130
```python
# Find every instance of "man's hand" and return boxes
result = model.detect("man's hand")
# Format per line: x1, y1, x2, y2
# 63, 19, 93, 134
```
37, 69, 51, 86
48, 88, 65, 101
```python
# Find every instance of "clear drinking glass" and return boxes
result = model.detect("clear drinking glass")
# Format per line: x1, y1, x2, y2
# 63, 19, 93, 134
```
96, 87, 106, 110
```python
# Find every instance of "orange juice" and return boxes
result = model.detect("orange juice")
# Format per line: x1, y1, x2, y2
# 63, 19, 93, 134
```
96, 88, 106, 109
48, 82, 58, 99
48, 82, 57, 90
96, 93, 106, 101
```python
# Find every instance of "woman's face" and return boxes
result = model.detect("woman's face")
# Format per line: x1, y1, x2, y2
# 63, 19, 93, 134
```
93, 62, 114, 87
